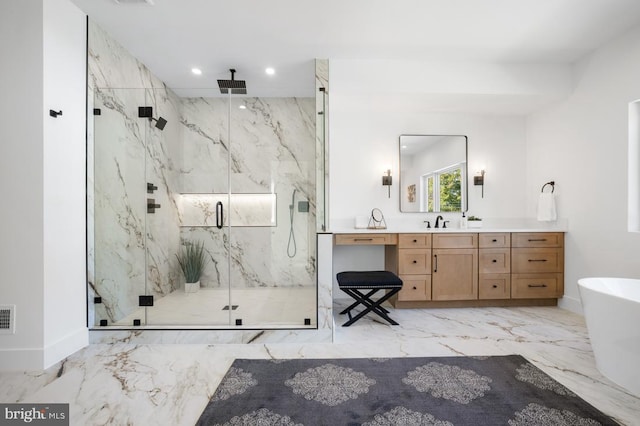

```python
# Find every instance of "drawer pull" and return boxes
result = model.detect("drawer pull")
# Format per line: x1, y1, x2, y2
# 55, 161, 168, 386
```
492, 259, 497, 263
528, 284, 547, 288
528, 259, 548, 262
412, 260, 417, 264
354, 238, 373, 241
413, 286, 417, 290
413, 239, 417, 243
492, 284, 498, 288
528, 238, 547, 242
492, 239, 497, 242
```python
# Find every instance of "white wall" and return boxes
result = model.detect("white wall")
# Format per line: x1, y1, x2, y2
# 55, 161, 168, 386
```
526, 24, 640, 312
329, 60, 536, 296
0, 0, 45, 369
42, 0, 88, 367
0, 0, 87, 371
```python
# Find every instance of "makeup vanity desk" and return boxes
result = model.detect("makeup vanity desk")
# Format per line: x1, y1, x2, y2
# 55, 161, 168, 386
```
333, 225, 566, 309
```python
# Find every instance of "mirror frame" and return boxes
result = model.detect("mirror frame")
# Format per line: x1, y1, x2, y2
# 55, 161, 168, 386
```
399, 134, 468, 213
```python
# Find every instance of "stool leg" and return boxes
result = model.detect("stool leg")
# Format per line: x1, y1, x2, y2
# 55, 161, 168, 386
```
341, 288, 401, 327
339, 288, 378, 315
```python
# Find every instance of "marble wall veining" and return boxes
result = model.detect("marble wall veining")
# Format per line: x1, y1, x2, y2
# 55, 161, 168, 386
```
89, 21, 183, 325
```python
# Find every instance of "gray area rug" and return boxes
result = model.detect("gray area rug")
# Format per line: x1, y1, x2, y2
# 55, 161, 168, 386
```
196, 355, 618, 425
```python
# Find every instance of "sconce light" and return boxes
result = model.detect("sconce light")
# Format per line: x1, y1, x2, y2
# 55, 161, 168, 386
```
474, 169, 486, 198
382, 169, 392, 198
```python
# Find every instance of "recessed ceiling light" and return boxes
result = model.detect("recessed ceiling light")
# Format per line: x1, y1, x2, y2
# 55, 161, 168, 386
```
239, 105, 247, 110
191, 68, 202, 75
265, 67, 275, 75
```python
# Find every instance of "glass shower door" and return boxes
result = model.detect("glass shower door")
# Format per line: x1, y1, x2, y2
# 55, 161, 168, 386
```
144, 89, 232, 326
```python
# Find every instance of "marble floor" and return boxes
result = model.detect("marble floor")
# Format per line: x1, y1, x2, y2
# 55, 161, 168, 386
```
2, 303, 639, 425
111, 287, 317, 328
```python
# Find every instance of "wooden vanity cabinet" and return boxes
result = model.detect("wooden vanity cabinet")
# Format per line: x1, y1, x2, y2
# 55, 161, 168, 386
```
511, 233, 564, 298
334, 230, 567, 308
396, 234, 431, 301
431, 233, 478, 301
478, 233, 511, 299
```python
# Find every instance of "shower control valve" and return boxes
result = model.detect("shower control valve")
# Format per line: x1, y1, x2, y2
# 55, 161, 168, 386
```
147, 198, 161, 214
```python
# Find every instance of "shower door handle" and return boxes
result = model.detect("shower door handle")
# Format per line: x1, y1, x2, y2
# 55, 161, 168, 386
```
216, 201, 223, 229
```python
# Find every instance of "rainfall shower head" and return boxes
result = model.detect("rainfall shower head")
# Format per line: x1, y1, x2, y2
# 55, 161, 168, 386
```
217, 69, 247, 95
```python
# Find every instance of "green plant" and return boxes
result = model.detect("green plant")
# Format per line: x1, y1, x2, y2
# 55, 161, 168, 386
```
468, 215, 482, 221
176, 240, 208, 283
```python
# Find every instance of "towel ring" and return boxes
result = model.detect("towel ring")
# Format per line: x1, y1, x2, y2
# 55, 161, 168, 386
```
541, 181, 555, 193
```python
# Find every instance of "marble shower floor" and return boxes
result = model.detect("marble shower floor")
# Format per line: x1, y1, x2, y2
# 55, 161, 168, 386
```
2, 303, 639, 425
111, 287, 317, 328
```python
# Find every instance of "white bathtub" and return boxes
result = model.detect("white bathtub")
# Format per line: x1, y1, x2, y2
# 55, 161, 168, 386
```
578, 277, 640, 396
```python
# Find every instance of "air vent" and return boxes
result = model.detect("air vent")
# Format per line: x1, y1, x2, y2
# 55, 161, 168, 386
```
113, 0, 155, 5
0, 305, 16, 334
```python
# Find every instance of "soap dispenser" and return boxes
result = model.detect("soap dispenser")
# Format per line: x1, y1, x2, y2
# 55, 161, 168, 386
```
461, 212, 468, 229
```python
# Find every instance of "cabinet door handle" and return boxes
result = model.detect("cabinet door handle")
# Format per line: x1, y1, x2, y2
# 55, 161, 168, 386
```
528, 259, 547, 262
412, 260, 417, 264
354, 238, 373, 241
528, 238, 547, 242
413, 286, 417, 290
433, 254, 438, 272
528, 284, 548, 288
492, 259, 497, 263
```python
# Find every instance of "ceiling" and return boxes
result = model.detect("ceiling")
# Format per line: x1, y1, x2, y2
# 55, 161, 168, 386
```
70, 0, 640, 98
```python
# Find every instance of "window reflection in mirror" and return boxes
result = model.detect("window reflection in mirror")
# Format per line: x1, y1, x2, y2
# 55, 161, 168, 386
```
399, 135, 468, 213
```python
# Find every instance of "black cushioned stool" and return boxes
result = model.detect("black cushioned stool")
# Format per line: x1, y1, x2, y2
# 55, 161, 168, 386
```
336, 271, 403, 326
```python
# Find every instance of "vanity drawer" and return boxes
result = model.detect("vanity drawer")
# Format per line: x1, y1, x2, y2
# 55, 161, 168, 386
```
479, 249, 510, 274
512, 233, 563, 248
479, 233, 510, 248
479, 274, 511, 299
511, 274, 563, 298
399, 233, 431, 248
512, 248, 563, 273
397, 275, 431, 301
398, 249, 431, 274
335, 233, 397, 245
432, 233, 478, 249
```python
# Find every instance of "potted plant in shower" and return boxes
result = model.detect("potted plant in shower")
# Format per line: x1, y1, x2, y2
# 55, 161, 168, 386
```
176, 240, 208, 293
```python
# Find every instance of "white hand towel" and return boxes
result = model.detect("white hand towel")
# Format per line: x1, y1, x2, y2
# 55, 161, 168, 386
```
537, 192, 557, 222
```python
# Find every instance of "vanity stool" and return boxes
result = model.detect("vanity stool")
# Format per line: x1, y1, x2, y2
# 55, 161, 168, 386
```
336, 271, 403, 326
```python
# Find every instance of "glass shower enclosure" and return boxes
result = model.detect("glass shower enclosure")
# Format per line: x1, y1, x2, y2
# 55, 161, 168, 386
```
88, 86, 319, 328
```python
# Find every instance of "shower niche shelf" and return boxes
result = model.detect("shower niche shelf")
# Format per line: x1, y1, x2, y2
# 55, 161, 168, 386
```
178, 193, 277, 227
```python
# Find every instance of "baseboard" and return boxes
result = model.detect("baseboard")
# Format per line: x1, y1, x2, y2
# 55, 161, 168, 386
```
0, 348, 45, 372
558, 295, 583, 315
43, 327, 89, 369
0, 328, 88, 372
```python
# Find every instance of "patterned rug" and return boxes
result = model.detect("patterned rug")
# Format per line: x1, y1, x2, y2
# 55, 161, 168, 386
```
196, 355, 618, 425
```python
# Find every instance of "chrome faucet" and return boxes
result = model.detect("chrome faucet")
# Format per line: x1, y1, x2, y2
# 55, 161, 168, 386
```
435, 215, 443, 228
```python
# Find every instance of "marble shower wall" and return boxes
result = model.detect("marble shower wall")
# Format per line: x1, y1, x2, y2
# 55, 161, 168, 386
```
88, 23, 182, 325
178, 96, 316, 290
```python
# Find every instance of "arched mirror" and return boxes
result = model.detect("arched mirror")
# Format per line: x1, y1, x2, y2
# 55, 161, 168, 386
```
399, 135, 468, 212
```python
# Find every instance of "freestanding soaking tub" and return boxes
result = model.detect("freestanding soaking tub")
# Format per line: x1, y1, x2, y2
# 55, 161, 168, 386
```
578, 277, 640, 396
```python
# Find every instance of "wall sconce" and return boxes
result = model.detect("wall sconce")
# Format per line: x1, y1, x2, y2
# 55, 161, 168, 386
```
382, 169, 392, 198
474, 169, 486, 198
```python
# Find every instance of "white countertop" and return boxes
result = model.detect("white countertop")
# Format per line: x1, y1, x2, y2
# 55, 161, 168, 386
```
328, 217, 568, 234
